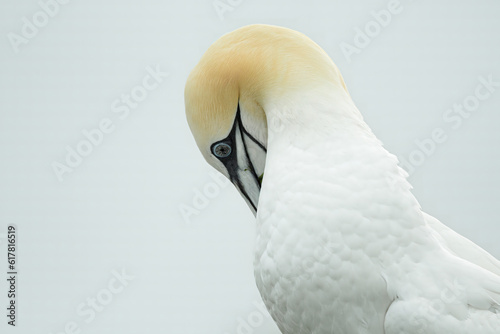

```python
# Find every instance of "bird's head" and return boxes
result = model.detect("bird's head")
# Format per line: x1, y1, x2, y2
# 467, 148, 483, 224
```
184, 24, 350, 215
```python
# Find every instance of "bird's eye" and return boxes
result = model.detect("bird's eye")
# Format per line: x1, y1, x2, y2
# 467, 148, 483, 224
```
212, 142, 232, 158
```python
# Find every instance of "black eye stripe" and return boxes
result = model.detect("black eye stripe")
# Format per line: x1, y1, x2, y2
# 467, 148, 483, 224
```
211, 105, 266, 161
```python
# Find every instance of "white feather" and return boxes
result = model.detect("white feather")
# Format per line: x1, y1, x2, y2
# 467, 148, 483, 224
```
254, 92, 500, 334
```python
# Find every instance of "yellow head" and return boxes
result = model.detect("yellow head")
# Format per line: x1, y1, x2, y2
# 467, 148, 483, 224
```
184, 24, 349, 214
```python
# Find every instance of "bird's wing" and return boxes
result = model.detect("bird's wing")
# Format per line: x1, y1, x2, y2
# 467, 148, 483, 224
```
423, 211, 500, 276
384, 212, 500, 333
385, 293, 500, 334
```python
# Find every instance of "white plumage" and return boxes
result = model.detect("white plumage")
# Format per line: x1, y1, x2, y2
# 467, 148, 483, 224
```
185, 24, 500, 333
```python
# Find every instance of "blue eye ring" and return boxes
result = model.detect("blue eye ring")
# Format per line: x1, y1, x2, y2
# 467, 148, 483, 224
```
213, 142, 232, 158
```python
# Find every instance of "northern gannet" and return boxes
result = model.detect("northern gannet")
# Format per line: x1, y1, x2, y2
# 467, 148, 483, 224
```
184, 24, 500, 333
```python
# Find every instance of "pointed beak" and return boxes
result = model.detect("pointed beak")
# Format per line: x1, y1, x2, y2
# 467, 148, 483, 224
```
215, 107, 266, 215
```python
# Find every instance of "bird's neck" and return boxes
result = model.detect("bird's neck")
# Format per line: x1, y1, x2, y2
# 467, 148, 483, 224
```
257, 92, 425, 236
263, 87, 370, 145
264, 89, 382, 157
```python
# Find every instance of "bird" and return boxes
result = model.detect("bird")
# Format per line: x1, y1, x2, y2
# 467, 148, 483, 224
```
184, 24, 500, 334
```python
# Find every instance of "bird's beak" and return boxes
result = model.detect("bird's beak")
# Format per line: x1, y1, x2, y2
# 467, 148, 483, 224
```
216, 106, 266, 215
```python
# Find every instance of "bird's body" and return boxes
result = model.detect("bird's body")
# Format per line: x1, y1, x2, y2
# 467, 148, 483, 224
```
185, 24, 500, 333
255, 91, 500, 333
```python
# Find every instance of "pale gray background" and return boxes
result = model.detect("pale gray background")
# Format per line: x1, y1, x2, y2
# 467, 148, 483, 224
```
0, 1, 499, 333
